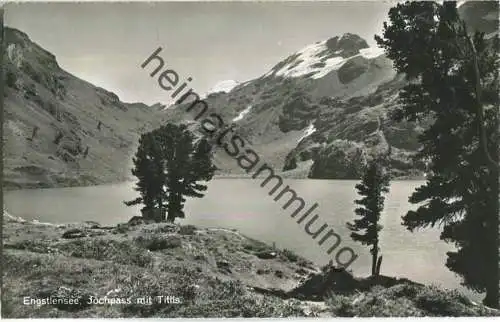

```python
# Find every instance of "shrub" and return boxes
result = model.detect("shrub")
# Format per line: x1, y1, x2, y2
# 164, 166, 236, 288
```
242, 239, 273, 254
24, 83, 37, 100
326, 294, 356, 317
114, 224, 129, 234
56, 238, 153, 267
179, 224, 197, 235
1, 287, 17, 318
6, 71, 17, 88
280, 249, 299, 262
415, 286, 473, 316
134, 234, 182, 251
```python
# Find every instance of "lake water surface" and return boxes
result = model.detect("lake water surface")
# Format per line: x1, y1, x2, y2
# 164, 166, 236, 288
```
3, 179, 481, 301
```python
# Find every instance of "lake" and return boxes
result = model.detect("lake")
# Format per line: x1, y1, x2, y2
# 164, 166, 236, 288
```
3, 178, 480, 301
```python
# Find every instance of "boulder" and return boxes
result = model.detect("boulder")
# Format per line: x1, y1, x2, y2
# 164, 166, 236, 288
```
256, 251, 278, 259
83, 221, 101, 229
62, 228, 86, 239
127, 216, 145, 226
275, 270, 284, 278
289, 266, 359, 300
216, 260, 232, 273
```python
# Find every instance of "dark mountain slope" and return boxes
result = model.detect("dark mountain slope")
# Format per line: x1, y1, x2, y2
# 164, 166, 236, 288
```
3, 27, 167, 189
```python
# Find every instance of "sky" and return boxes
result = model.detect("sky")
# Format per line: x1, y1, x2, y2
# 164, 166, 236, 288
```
4, 1, 395, 105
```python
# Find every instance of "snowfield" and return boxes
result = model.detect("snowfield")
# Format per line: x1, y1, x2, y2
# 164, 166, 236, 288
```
359, 47, 385, 59
232, 105, 253, 122
273, 41, 347, 79
268, 40, 385, 80
297, 123, 317, 143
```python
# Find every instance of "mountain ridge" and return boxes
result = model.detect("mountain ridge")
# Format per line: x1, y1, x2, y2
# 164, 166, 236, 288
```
164, 31, 424, 180
3, 26, 168, 189
4, 0, 496, 188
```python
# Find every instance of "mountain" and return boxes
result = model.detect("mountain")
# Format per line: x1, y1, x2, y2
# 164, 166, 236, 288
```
164, 3, 498, 180
163, 33, 425, 179
4, 2, 496, 187
2, 27, 168, 189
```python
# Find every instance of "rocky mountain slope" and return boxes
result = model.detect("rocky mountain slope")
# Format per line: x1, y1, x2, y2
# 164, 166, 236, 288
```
3, 27, 167, 189
164, 33, 426, 179
3, 1, 496, 187
164, 1, 498, 179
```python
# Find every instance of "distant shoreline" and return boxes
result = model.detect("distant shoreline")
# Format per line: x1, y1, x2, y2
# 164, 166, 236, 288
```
3, 173, 425, 191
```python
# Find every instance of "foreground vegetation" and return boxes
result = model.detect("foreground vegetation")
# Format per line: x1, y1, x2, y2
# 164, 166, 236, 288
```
2, 214, 498, 318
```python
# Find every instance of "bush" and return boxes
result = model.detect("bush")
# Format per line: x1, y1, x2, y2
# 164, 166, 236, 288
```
179, 224, 197, 235
326, 294, 356, 317
170, 279, 307, 318
6, 71, 17, 88
280, 249, 299, 262
1, 287, 17, 318
24, 83, 37, 100
415, 286, 473, 316
114, 224, 129, 234
56, 238, 153, 267
134, 234, 182, 251
242, 239, 273, 254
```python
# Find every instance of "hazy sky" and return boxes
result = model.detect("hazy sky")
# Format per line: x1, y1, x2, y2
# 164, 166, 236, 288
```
5, 1, 395, 105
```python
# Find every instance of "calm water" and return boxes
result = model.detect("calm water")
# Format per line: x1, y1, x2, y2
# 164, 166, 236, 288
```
3, 179, 481, 301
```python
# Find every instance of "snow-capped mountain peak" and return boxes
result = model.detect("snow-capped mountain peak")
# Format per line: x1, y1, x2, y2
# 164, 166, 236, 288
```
265, 33, 385, 80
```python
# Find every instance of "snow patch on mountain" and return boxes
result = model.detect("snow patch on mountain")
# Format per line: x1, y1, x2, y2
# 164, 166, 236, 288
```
209, 80, 239, 94
273, 41, 347, 79
232, 105, 253, 122
267, 38, 386, 80
359, 47, 385, 59
297, 123, 316, 143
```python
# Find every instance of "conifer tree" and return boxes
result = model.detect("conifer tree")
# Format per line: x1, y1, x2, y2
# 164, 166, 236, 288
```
375, 1, 499, 307
125, 123, 216, 222
347, 157, 390, 276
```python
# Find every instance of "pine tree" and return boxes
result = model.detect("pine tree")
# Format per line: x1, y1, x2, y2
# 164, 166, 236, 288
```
124, 123, 216, 223
375, 1, 499, 307
347, 157, 390, 276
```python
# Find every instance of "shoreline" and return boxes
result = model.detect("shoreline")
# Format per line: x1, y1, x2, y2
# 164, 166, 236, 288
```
3, 174, 426, 192
0, 209, 486, 302
2, 213, 498, 317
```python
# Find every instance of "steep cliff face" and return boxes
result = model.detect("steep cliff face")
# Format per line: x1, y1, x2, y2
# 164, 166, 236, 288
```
3, 27, 167, 189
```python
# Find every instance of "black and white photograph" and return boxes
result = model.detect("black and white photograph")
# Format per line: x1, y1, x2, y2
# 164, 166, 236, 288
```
1, 0, 499, 318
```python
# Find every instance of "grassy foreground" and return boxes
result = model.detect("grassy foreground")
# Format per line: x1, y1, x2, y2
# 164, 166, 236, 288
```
2, 213, 499, 318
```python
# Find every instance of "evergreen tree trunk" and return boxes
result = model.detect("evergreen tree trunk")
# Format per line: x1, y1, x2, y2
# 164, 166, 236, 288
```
371, 242, 379, 276
166, 193, 180, 223
471, 40, 499, 307
375, 255, 383, 276
484, 153, 499, 308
